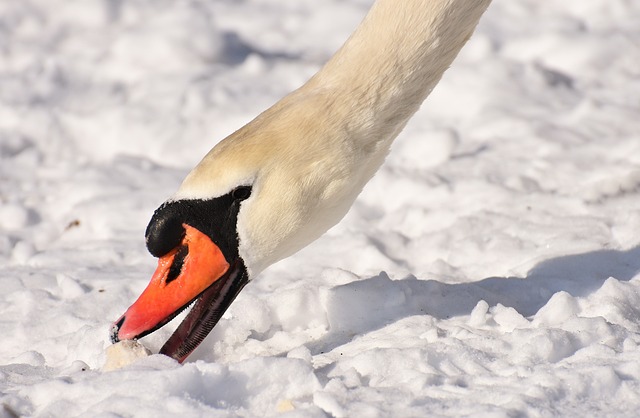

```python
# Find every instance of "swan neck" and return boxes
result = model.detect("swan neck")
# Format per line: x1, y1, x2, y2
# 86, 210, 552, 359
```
310, 0, 491, 146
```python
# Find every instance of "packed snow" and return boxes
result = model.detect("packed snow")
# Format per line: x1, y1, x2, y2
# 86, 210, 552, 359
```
2, 0, 640, 416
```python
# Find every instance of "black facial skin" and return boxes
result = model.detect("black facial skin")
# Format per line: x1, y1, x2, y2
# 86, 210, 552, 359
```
145, 185, 252, 263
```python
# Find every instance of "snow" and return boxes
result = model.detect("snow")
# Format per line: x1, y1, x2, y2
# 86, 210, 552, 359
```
2, 0, 640, 416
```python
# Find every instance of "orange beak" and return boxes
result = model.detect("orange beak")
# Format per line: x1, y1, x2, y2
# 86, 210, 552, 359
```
112, 224, 230, 341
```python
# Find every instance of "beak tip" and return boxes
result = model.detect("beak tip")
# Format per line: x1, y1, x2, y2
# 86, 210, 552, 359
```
110, 316, 125, 344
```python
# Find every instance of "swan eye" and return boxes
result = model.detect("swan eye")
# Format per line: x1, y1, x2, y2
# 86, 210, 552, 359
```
232, 186, 252, 201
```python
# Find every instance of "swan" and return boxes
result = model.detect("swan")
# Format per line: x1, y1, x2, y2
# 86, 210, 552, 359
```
111, 0, 492, 363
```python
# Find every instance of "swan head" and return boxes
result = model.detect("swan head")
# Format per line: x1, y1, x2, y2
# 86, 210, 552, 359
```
110, 96, 365, 362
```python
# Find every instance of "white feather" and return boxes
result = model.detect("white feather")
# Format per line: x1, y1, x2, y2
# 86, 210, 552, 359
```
174, 0, 492, 277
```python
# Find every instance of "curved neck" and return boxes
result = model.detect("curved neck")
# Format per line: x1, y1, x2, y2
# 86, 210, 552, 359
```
180, 0, 492, 275
306, 0, 492, 150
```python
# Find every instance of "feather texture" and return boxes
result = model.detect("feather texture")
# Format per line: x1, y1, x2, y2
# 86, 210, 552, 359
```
174, 0, 492, 277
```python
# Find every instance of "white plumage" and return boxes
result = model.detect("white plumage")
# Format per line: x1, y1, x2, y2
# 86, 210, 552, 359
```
175, 0, 492, 278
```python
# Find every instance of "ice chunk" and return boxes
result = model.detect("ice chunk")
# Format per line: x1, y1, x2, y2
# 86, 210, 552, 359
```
102, 340, 151, 371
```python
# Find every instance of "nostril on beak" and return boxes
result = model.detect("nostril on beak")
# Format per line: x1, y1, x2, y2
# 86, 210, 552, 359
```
110, 316, 126, 344
166, 245, 189, 285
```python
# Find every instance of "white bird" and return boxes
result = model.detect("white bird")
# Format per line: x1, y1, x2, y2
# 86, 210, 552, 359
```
111, 0, 492, 363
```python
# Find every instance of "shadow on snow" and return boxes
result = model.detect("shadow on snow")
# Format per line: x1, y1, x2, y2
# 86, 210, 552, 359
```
311, 245, 640, 354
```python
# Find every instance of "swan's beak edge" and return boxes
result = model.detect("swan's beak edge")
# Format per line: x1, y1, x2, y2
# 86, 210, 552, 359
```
111, 224, 230, 343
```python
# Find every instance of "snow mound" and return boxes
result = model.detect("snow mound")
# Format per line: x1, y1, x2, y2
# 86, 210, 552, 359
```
2, 0, 640, 416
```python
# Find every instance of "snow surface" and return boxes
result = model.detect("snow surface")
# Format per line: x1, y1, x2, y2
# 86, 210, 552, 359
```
2, 0, 640, 416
